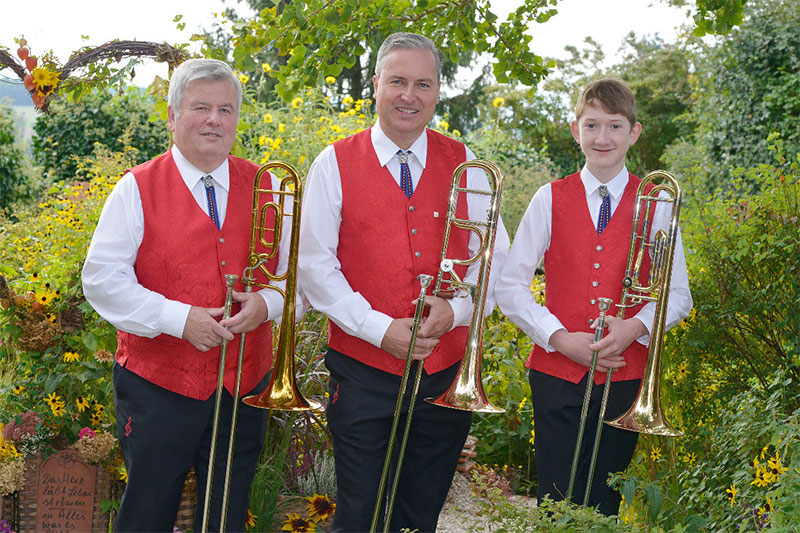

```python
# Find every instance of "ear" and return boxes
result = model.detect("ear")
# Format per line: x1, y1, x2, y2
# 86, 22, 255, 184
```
629, 121, 643, 145
372, 75, 379, 99
167, 106, 177, 133
570, 120, 580, 144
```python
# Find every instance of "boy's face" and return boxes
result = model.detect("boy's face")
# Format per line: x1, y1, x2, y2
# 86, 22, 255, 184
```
570, 103, 642, 182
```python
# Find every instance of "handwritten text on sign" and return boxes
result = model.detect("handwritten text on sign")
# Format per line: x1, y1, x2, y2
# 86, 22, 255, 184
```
37, 449, 96, 532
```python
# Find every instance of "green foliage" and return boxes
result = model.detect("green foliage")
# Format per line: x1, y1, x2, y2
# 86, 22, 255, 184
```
665, 134, 800, 399
686, 0, 800, 194
225, 0, 558, 102
0, 146, 137, 450
0, 104, 24, 210
614, 374, 800, 531
32, 88, 170, 182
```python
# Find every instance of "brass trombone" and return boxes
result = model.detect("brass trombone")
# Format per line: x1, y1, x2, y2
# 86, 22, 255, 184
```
201, 161, 321, 533
370, 159, 505, 532
566, 170, 684, 507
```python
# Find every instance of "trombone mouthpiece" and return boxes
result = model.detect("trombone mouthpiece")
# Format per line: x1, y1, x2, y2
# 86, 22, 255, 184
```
224, 274, 239, 288
418, 274, 433, 288
598, 297, 613, 313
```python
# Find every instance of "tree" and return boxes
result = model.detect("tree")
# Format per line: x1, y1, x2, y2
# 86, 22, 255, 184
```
683, 0, 800, 193
32, 89, 170, 182
0, 104, 24, 209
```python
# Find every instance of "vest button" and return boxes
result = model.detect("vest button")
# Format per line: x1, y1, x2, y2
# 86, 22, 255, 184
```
411, 228, 418, 235
221, 260, 227, 267
219, 237, 225, 244
590, 299, 597, 305
593, 263, 600, 269
592, 281, 599, 287
415, 251, 421, 257
596, 245, 603, 251
409, 205, 415, 212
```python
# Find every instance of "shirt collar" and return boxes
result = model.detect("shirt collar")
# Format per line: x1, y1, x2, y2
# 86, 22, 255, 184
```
371, 119, 429, 168
580, 165, 629, 200
171, 145, 230, 192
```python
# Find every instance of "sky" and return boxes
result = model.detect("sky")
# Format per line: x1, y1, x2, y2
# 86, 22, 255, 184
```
1, 0, 692, 91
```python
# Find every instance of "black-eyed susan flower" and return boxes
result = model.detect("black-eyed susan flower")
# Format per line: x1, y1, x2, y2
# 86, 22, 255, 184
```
246, 509, 257, 530
305, 493, 335, 523
12, 385, 23, 395
725, 482, 737, 508
650, 447, 662, 462
493, 96, 505, 108
281, 513, 316, 532
63, 351, 80, 363
291, 97, 303, 109
76, 396, 90, 412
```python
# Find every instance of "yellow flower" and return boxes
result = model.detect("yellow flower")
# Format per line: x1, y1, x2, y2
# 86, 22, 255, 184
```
492, 96, 505, 108
278, 123, 286, 133
45, 391, 62, 407
529, 428, 535, 445
117, 465, 128, 482
453, 129, 462, 137
239, 73, 249, 84
63, 351, 80, 363
437, 120, 449, 131
325, 76, 336, 84
246, 509, 257, 529
683, 451, 696, 466
342, 95, 354, 108
305, 493, 335, 522
767, 451, 787, 482
518, 396, 527, 409
650, 447, 662, 462
76, 396, 90, 412
291, 97, 303, 109
263, 113, 273, 124
282, 513, 316, 532
726, 482, 737, 508
12, 385, 23, 395
31, 67, 61, 94
676, 361, 689, 380
262, 63, 272, 73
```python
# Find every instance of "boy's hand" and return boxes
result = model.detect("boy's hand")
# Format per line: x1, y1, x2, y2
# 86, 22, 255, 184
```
549, 329, 627, 373
381, 318, 439, 360
588, 316, 647, 358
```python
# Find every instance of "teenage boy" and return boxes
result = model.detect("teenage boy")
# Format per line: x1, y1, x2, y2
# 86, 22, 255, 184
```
495, 78, 692, 516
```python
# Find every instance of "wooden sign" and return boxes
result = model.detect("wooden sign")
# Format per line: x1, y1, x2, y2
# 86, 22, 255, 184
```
36, 449, 96, 532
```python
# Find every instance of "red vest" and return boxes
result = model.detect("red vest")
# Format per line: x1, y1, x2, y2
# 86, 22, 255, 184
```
527, 173, 651, 384
116, 151, 277, 400
329, 128, 470, 375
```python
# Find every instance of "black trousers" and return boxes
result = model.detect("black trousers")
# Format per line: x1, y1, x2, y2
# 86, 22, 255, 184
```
529, 369, 640, 516
113, 363, 270, 532
325, 349, 472, 533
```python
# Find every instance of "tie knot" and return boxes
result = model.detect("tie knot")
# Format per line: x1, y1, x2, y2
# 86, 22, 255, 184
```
397, 150, 410, 165
598, 185, 609, 199
202, 175, 214, 188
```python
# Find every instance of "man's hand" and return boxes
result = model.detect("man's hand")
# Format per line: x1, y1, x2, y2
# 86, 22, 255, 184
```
381, 318, 439, 360
220, 291, 268, 334
549, 329, 626, 373
182, 306, 234, 352
588, 316, 647, 359
417, 295, 454, 339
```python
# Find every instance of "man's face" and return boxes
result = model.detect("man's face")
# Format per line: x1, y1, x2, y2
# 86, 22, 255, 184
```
570, 103, 642, 182
168, 78, 238, 173
373, 48, 440, 149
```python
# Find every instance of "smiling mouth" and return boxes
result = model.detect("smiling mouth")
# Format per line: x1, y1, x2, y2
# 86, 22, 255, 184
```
396, 107, 418, 115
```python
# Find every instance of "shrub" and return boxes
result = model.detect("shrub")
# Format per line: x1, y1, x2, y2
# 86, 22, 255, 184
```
0, 104, 24, 210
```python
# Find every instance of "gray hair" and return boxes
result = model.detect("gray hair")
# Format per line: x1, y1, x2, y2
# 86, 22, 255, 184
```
375, 32, 444, 83
167, 58, 242, 115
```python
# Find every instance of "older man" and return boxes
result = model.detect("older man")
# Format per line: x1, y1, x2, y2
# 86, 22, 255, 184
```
299, 33, 509, 532
83, 58, 287, 532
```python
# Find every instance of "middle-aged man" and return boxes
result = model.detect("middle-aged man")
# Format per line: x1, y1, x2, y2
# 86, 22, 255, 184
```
82, 58, 290, 532
299, 32, 510, 532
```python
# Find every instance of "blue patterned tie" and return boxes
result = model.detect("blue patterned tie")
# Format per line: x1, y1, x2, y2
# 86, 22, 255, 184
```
597, 185, 610, 235
202, 175, 221, 230
397, 150, 413, 198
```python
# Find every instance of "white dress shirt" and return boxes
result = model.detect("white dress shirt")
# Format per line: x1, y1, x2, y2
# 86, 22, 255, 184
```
495, 165, 693, 352
298, 120, 511, 349
82, 145, 290, 339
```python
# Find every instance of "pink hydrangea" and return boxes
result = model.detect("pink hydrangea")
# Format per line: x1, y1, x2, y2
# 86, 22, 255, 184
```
78, 427, 96, 440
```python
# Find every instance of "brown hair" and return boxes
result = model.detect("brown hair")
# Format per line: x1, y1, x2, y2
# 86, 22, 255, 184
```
575, 78, 637, 125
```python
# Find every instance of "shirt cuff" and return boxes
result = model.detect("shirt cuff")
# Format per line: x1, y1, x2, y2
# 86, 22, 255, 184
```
540, 315, 567, 353
363, 311, 395, 349
448, 295, 474, 329
258, 288, 285, 323
161, 300, 192, 339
